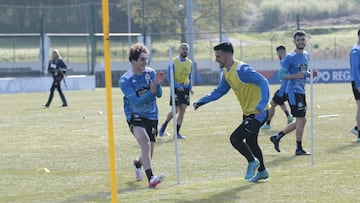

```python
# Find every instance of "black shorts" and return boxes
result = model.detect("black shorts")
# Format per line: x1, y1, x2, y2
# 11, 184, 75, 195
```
241, 111, 268, 135
127, 116, 158, 142
288, 92, 307, 117
170, 88, 190, 106
352, 81, 360, 100
272, 90, 288, 105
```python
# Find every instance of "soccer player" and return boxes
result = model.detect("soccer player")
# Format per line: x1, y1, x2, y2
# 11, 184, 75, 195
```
194, 42, 270, 182
261, 45, 293, 130
159, 43, 193, 139
43, 49, 68, 107
119, 43, 165, 188
349, 29, 360, 142
270, 30, 317, 155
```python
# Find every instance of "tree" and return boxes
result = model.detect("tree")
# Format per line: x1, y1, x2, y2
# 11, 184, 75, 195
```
120, 0, 245, 42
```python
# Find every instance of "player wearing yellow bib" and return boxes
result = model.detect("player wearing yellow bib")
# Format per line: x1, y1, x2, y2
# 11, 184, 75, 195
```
194, 42, 270, 182
159, 43, 193, 139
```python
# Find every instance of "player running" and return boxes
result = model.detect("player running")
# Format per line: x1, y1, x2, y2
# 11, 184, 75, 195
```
270, 30, 317, 155
261, 45, 293, 130
194, 42, 270, 182
349, 29, 360, 142
119, 43, 165, 188
159, 43, 193, 139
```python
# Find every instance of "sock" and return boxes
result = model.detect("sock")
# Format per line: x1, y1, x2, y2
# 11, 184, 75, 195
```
134, 160, 142, 169
266, 120, 271, 125
162, 120, 169, 130
177, 124, 181, 134
296, 141, 302, 150
284, 110, 290, 117
145, 169, 154, 182
275, 131, 285, 141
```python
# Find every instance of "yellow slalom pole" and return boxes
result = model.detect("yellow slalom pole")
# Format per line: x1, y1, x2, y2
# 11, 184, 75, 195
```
101, 0, 118, 202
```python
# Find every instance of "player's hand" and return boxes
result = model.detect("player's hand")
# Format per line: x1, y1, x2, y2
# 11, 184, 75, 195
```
312, 69, 318, 77
190, 90, 194, 95
254, 108, 261, 115
155, 72, 165, 84
150, 80, 157, 94
295, 71, 305, 79
177, 87, 184, 92
193, 103, 200, 110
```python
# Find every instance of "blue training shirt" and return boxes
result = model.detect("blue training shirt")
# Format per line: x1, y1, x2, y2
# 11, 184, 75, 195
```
350, 44, 360, 88
119, 67, 162, 121
279, 50, 310, 94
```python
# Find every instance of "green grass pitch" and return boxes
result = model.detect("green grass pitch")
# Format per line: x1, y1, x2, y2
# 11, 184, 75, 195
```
0, 84, 359, 202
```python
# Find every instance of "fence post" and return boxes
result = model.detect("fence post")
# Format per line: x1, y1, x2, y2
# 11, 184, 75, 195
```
90, 3, 97, 75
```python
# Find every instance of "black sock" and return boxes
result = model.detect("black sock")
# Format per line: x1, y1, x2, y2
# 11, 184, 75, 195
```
296, 141, 302, 150
134, 160, 142, 169
284, 110, 290, 117
177, 124, 181, 134
145, 169, 154, 182
162, 120, 169, 129
276, 131, 285, 141
266, 120, 271, 125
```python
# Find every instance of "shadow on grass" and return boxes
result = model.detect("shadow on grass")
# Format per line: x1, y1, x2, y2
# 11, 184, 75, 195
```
326, 142, 359, 154
266, 155, 296, 167
62, 181, 147, 203
176, 183, 257, 203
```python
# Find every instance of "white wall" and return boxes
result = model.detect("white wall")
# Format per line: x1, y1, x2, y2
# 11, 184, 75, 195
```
0, 75, 95, 94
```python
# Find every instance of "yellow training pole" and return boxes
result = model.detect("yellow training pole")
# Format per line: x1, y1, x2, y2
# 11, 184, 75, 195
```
101, 0, 118, 202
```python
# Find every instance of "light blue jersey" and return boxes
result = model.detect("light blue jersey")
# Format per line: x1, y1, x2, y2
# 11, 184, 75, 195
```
350, 44, 360, 88
119, 67, 162, 121
279, 50, 310, 94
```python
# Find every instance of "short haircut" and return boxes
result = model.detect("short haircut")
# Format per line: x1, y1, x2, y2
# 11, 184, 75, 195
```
179, 43, 189, 49
293, 30, 307, 39
358, 29, 360, 36
128, 43, 149, 62
276, 45, 286, 52
213, 42, 234, 54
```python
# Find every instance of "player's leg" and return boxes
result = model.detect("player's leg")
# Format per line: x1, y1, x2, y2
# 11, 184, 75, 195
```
159, 108, 178, 137
229, 118, 259, 180
270, 92, 298, 152
356, 100, 360, 141
246, 111, 269, 182
293, 93, 309, 155
176, 103, 187, 138
56, 82, 67, 107
350, 81, 360, 141
261, 100, 276, 129
44, 81, 56, 107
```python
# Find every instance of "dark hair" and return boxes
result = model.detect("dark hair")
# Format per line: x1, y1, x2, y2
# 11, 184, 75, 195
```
358, 29, 360, 36
293, 30, 307, 39
128, 43, 149, 62
213, 42, 234, 54
276, 45, 286, 51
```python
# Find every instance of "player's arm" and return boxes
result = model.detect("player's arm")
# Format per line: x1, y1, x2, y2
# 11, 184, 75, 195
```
167, 63, 180, 89
119, 78, 154, 107
153, 71, 163, 98
350, 50, 360, 89
59, 59, 67, 74
193, 72, 230, 109
278, 56, 304, 80
189, 63, 193, 91
238, 65, 270, 113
